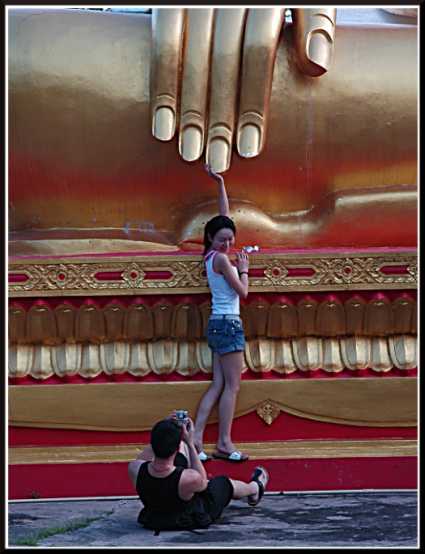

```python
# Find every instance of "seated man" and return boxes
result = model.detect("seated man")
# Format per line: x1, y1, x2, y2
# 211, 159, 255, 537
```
128, 413, 269, 532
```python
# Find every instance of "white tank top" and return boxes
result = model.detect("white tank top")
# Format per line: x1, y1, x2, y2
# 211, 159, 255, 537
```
204, 251, 240, 315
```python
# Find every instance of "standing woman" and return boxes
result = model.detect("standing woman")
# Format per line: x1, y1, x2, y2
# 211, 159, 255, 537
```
193, 165, 250, 463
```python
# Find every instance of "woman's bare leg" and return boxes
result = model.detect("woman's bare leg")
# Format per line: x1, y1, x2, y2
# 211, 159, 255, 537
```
178, 441, 191, 466
193, 352, 224, 452
216, 351, 244, 453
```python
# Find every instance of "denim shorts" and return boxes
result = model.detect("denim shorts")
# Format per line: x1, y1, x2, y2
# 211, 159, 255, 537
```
207, 316, 245, 355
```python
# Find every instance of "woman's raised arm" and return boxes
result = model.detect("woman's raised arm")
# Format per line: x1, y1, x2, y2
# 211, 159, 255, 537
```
205, 164, 230, 217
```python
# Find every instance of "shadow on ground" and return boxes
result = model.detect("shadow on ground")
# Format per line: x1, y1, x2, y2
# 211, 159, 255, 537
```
8, 491, 418, 547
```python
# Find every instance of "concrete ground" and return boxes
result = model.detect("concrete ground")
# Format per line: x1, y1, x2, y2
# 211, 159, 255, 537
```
8, 491, 418, 548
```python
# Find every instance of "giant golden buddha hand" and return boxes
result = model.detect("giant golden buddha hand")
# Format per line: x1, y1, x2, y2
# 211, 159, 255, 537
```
8, 8, 417, 254
151, 8, 337, 172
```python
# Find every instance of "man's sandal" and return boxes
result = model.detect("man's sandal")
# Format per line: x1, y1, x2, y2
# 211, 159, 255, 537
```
247, 466, 269, 506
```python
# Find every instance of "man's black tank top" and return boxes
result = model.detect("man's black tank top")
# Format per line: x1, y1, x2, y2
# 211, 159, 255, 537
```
136, 461, 195, 513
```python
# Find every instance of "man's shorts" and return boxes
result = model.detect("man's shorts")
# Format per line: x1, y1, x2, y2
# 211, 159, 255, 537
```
204, 475, 234, 519
207, 315, 245, 355
175, 453, 234, 521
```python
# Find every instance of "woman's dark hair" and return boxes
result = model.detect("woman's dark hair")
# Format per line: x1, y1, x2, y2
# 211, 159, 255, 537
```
150, 419, 182, 458
203, 215, 236, 256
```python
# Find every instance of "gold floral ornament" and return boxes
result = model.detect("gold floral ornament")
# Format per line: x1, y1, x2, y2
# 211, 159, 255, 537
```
122, 263, 146, 287
256, 400, 281, 425
166, 261, 206, 289
263, 263, 289, 285
328, 258, 365, 285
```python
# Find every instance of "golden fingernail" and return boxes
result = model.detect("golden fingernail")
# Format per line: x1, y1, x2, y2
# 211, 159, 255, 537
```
208, 139, 230, 173
153, 107, 175, 141
238, 124, 261, 158
307, 31, 331, 72
181, 126, 203, 161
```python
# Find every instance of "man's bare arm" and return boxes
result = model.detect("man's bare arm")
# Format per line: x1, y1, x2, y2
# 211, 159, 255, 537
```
179, 419, 209, 499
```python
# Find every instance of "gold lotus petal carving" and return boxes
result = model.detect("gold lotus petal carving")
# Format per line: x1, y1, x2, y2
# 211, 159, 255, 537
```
9, 345, 33, 378
171, 303, 203, 340
365, 297, 392, 336
31, 345, 55, 380
322, 338, 344, 373
52, 344, 82, 377
100, 342, 131, 375
298, 297, 318, 336
8, 295, 417, 345
152, 301, 173, 339
125, 302, 154, 341
245, 338, 275, 372
292, 337, 323, 371
316, 299, 345, 336
175, 341, 200, 376
76, 304, 106, 343
128, 343, 150, 376
147, 340, 178, 374
244, 299, 270, 338
370, 337, 393, 372
9, 305, 27, 344
55, 303, 77, 342
392, 296, 415, 334
26, 304, 58, 345
345, 296, 366, 335
80, 344, 103, 378
267, 301, 298, 338
104, 303, 126, 341
388, 335, 417, 370
195, 341, 213, 373
340, 336, 371, 370
273, 339, 297, 374
8, 336, 417, 380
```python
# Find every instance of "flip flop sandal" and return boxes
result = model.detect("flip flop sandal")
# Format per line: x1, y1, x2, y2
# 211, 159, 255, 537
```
212, 450, 249, 462
247, 466, 269, 506
198, 451, 211, 462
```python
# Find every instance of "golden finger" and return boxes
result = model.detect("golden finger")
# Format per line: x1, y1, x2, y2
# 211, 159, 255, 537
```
206, 8, 248, 173
151, 8, 186, 141
179, 8, 215, 162
237, 8, 285, 158
292, 7, 337, 77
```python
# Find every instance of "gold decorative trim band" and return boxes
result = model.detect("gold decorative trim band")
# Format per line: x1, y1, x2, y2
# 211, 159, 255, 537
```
8, 251, 417, 297
9, 378, 417, 431
9, 439, 417, 465
8, 335, 417, 379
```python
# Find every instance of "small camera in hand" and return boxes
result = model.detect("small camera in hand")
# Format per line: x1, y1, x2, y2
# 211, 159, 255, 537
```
242, 245, 259, 253
175, 410, 190, 431
175, 410, 188, 422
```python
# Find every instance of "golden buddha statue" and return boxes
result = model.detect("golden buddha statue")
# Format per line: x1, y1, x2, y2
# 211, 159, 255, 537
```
8, 7, 417, 256
7, 10, 418, 495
